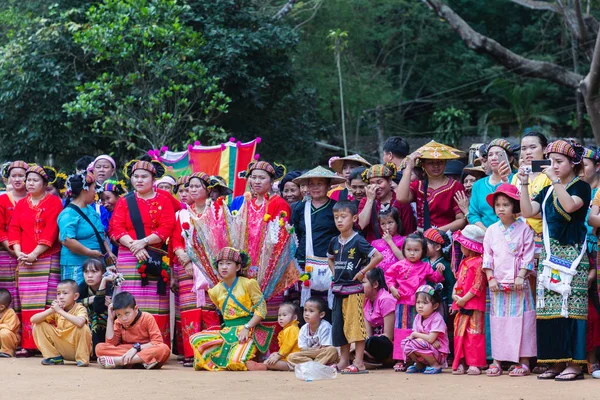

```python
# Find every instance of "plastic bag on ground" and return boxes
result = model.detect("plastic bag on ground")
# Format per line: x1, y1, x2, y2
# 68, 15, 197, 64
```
294, 361, 337, 381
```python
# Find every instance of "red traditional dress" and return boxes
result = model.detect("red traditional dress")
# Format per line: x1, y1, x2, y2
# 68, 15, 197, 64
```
452, 255, 487, 370
0, 193, 20, 316
8, 194, 62, 350
109, 190, 175, 344
358, 192, 416, 243
409, 178, 465, 229
171, 207, 215, 358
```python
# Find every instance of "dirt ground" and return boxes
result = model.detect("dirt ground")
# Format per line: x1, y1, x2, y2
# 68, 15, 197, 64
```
1, 357, 598, 399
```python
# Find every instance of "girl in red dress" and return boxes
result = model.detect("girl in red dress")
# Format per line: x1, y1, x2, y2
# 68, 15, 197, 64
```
109, 160, 175, 344
8, 165, 62, 354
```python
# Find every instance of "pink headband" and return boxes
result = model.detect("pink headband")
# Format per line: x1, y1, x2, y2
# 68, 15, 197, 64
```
93, 155, 116, 169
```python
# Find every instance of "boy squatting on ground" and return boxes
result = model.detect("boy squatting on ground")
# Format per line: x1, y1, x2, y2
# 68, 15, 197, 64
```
96, 291, 170, 369
0, 289, 20, 357
31, 279, 92, 366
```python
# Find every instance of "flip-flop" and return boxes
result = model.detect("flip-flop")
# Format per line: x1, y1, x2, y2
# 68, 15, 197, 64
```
143, 361, 159, 370
0, 352, 12, 358
554, 371, 584, 382
98, 356, 117, 369
393, 362, 407, 372
452, 364, 466, 375
423, 366, 443, 374
509, 364, 530, 377
76, 361, 89, 367
341, 364, 369, 374
41, 356, 64, 366
466, 366, 481, 375
406, 365, 426, 374
537, 370, 560, 380
486, 364, 502, 377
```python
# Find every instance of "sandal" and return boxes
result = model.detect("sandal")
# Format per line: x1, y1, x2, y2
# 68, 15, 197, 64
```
537, 370, 560, 380
486, 363, 502, 377
143, 361, 159, 370
588, 363, 600, 374
423, 366, 443, 374
0, 352, 12, 358
554, 371, 584, 381
15, 349, 32, 358
466, 366, 481, 375
98, 356, 117, 369
341, 364, 369, 374
452, 364, 466, 375
393, 362, 407, 372
406, 365, 426, 374
41, 356, 64, 366
509, 364, 530, 377
532, 365, 549, 374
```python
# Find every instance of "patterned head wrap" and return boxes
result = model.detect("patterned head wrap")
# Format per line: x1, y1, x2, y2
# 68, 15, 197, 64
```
241, 160, 286, 182
188, 172, 211, 186
25, 165, 57, 184
216, 247, 242, 264
488, 138, 518, 156
582, 147, 599, 162
123, 159, 167, 179
361, 163, 397, 182
103, 180, 127, 196
415, 285, 436, 296
423, 228, 445, 245
545, 140, 582, 164
2, 161, 30, 179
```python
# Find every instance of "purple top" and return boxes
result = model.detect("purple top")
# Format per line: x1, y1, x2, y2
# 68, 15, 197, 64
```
371, 235, 405, 273
413, 312, 449, 354
364, 288, 396, 333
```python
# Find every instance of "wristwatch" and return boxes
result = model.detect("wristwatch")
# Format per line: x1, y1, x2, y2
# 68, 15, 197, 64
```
243, 323, 251, 330
132, 342, 142, 352
551, 178, 561, 185
143, 237, 150, 245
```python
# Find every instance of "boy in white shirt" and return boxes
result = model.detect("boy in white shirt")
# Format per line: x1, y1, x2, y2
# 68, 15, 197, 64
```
288, 297, 339, 367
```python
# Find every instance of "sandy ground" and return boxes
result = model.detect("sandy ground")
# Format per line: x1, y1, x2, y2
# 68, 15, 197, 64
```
1, 357, 598, 399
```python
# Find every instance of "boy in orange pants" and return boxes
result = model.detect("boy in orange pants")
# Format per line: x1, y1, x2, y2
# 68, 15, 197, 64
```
96, 291, 170, 369
0, 289, 20, 357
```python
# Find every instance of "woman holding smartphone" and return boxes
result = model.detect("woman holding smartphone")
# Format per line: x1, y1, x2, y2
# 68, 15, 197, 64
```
468, 138, 515, 231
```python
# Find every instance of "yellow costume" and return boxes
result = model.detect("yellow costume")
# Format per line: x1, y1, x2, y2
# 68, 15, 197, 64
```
276, 320, 300, 361
189, 276, 271, 371
0, 308, 20, 356
33, 303, 92, 364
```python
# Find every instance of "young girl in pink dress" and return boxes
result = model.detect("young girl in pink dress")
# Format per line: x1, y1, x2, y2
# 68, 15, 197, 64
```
371, 208, 404, 273
401, 284, 449, 374
482, 183, 536, 377
385, 232, 443, 371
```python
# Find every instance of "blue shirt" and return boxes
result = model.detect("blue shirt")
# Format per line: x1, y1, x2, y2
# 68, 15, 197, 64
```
58, 205, 105, 266
468, 175, 513, 228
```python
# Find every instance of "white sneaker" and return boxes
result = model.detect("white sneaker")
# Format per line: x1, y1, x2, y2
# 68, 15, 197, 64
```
593, 369, 600, 379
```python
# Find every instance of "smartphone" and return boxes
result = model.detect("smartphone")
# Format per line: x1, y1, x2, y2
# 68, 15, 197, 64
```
531, 159, 551, 173
496, 149, 509, 167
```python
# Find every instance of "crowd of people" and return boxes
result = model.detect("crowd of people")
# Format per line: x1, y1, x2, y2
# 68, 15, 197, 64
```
0, 132, 599, 382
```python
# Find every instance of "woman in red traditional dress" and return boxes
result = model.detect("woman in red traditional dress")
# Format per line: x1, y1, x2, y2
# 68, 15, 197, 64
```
108, 160, 175, 345
0, 161, 29, 328
8, 165, 62, 355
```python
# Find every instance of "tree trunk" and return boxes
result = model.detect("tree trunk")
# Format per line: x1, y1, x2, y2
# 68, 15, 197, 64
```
376, 106, 385, 161
422, 0, 600, 144
335, 49, 348, 156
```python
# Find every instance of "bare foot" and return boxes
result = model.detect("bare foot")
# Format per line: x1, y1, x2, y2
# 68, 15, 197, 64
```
246, 360, 268, 371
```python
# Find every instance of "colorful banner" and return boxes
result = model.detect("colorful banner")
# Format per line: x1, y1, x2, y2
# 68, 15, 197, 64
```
149, 138, 260, 198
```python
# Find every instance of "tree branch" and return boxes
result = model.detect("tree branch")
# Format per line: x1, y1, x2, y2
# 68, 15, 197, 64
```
581, 28, 600, 96
273, 0, 297, 20
509, 0, 560, 12
422, 0, 583, 88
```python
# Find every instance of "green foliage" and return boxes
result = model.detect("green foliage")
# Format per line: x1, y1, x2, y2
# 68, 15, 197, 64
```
64, 0, 230, 153
431, 107, 469, 147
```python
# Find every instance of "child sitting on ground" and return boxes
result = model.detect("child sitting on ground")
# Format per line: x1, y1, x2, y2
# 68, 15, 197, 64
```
31, 279, 92, 366
288, 297, 339, 367
96, 291, 171, 369
401, 284, 449, 374
247, 301, 301, 371
329, 201, 383, 374
0, 289, 20, 358
78, 257, 118, 358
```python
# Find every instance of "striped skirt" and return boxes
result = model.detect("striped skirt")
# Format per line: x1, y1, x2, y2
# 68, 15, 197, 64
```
174, 262, 200, 358
19, 254, 60, 350
393, 304, 416, 360
117, 248, 170, 345
0, 251, 20, 314
190, 324, 257, 371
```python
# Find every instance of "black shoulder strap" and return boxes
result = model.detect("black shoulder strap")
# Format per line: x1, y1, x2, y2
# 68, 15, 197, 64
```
370, 202, 381, 239
422, 178, 431, 230
125, 193, 146, 240
66, 203, 107, 253
340, 188, 349, 202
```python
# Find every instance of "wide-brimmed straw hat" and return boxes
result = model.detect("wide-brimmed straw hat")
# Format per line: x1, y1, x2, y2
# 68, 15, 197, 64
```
462, 164, 487, 179
486, 183, 520, 208
452, 225, 485, 254
293, 166, 346, 186
414, 140, 463, 160
330, 154, 372, 174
